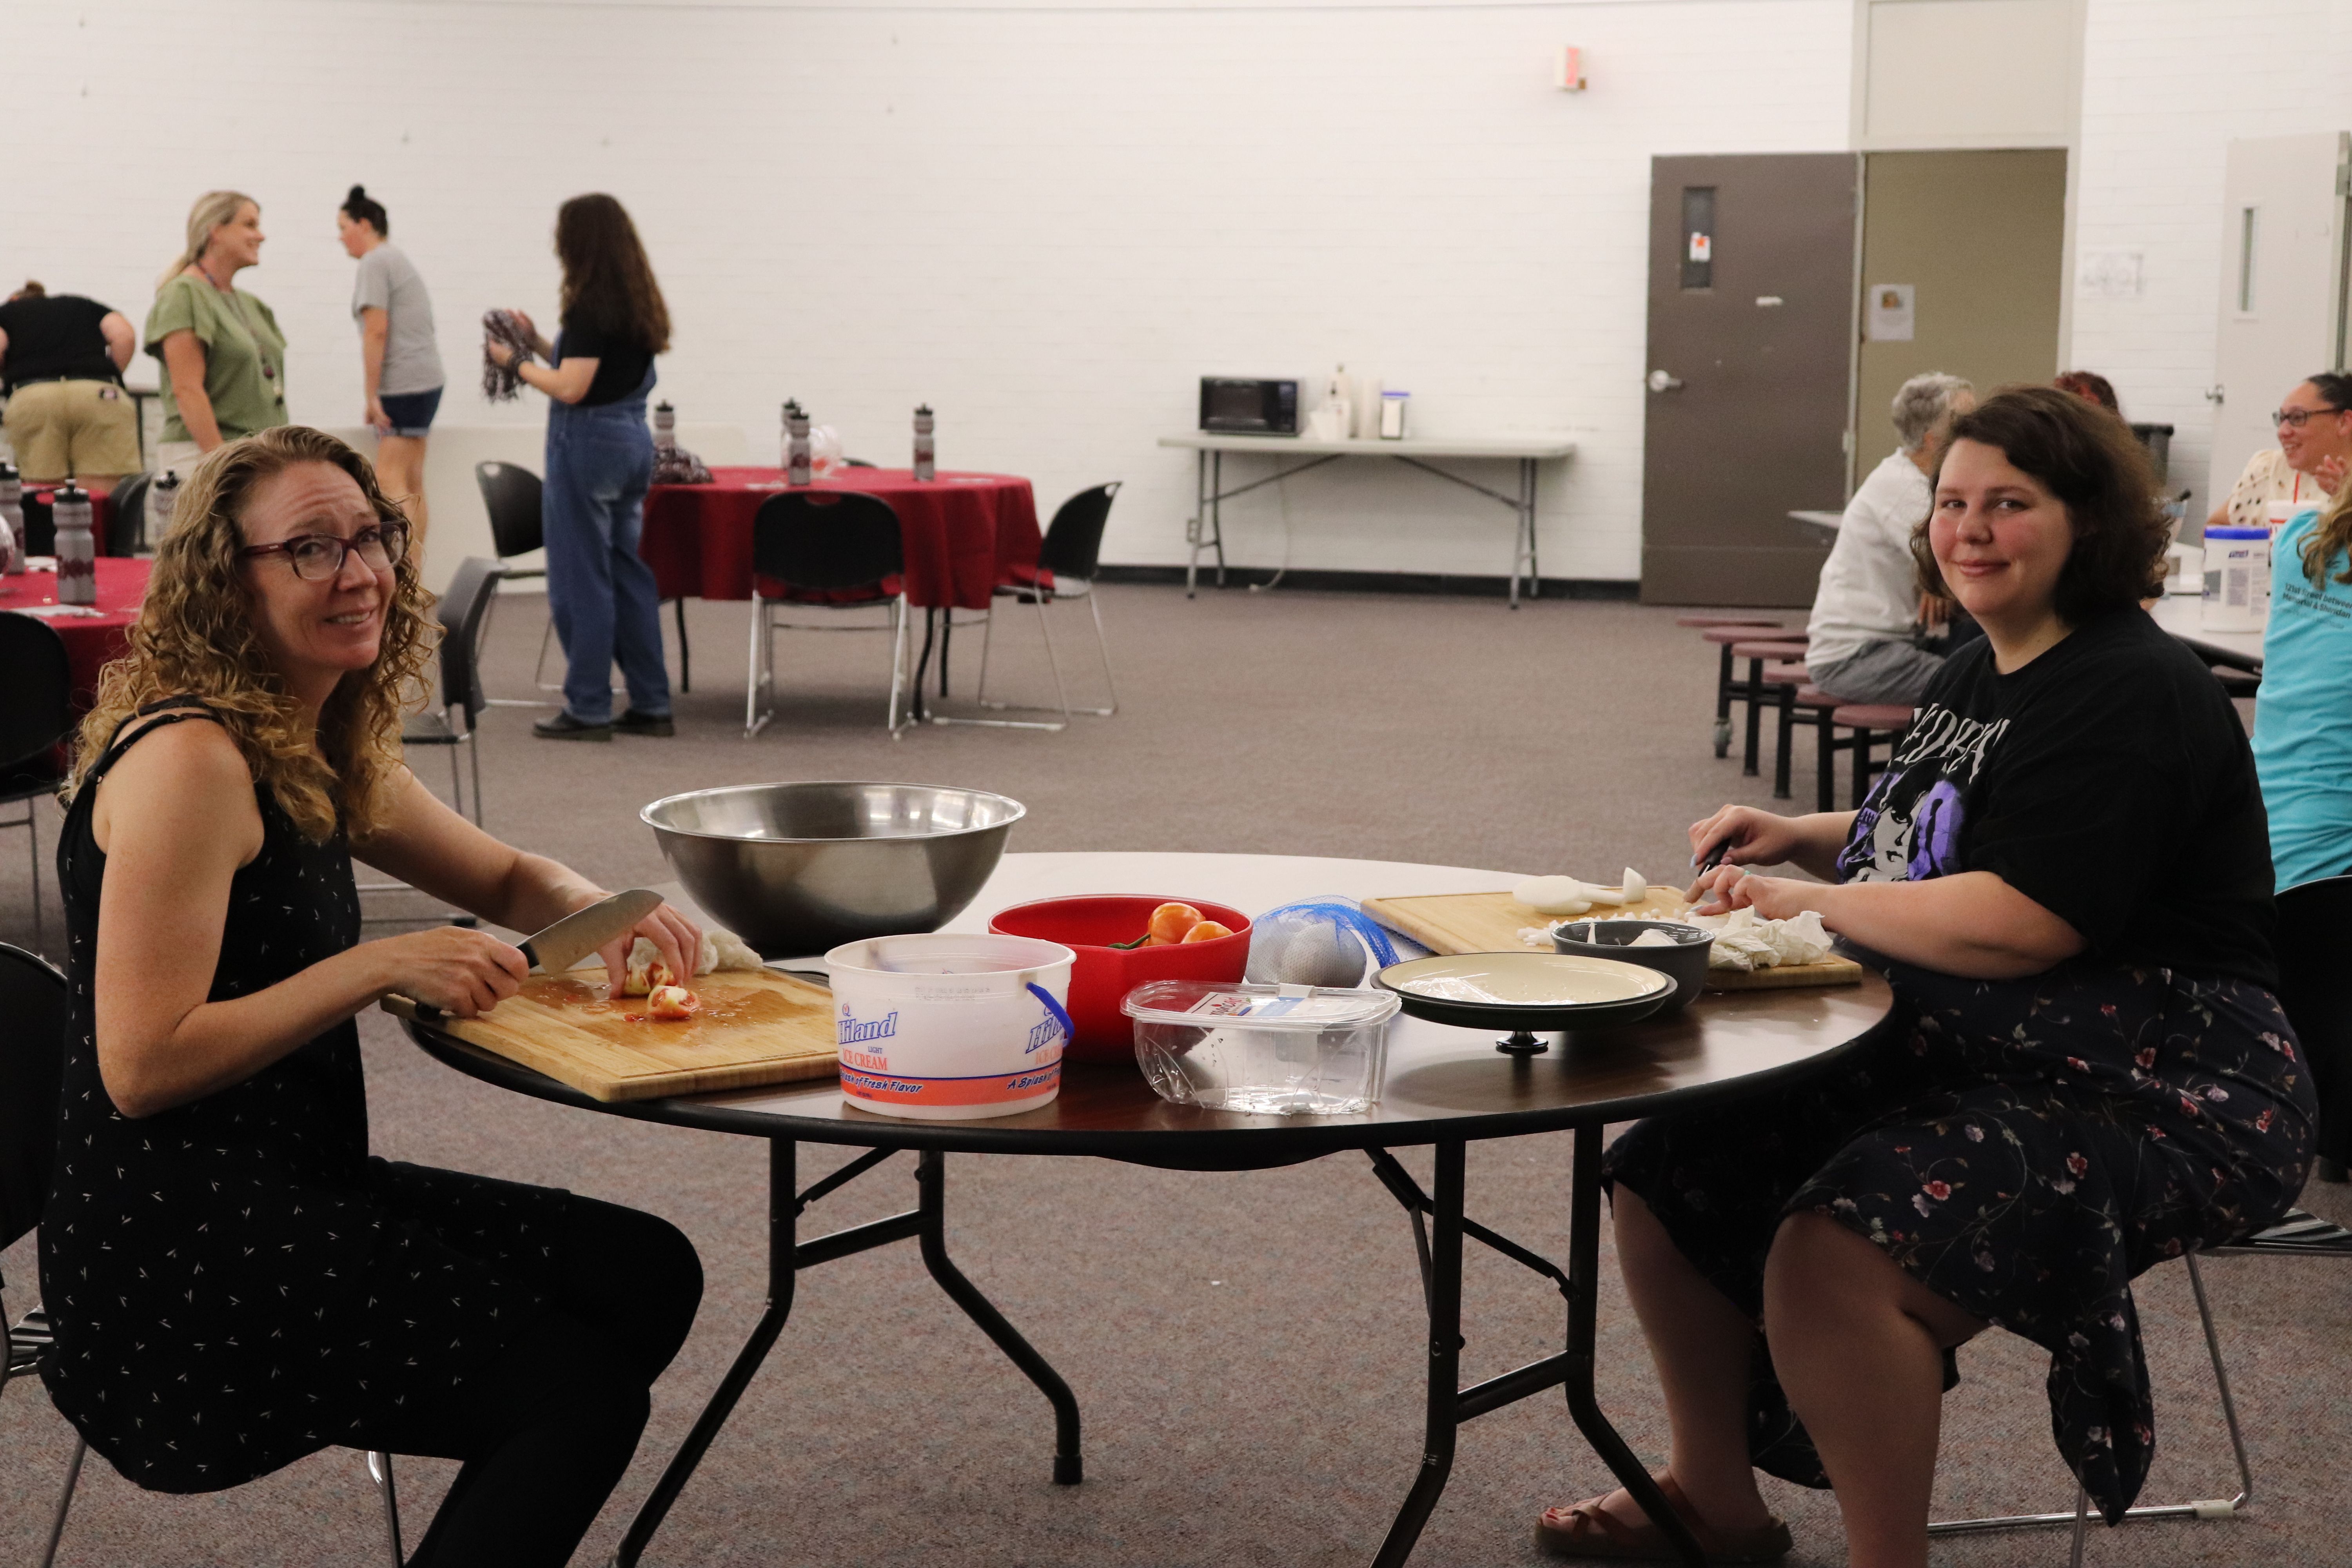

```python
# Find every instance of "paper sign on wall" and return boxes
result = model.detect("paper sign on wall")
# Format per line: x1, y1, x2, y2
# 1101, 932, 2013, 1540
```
1866, 283, 1915, 342
2077, 251, 2144, 299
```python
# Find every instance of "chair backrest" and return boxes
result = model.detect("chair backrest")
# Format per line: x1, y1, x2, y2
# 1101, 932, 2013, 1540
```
751, 492, 903, 592
1039, 482, 1122, 583
474, 461, 544, 559
2276, 875, 2352, 1093
110, 472, 152, 555
435, 558, 505, 726
0, 614, 74, 772
0, 942, 70, 1260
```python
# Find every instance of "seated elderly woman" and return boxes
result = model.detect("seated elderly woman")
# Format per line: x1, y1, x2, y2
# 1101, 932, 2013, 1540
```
1804, 372, 1976, 706
1542, 387, 2312, 1567
38, 426, 704, 1566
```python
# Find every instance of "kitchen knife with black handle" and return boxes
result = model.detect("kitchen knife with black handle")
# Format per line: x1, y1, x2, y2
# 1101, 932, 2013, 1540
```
382, 888, 667, 1024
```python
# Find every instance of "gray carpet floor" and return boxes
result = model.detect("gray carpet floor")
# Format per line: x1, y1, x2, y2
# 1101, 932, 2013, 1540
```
3, 583, 2346, 1567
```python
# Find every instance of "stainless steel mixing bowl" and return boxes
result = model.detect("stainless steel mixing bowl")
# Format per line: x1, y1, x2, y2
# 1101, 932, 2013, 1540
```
641, 781, 1025, 958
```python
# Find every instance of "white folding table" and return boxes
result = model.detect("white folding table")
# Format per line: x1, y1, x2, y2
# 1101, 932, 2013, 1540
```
1158, 432, 1577, 608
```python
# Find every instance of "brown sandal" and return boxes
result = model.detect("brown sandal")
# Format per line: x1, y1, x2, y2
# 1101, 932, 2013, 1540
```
1535, 1473, 1792, 1563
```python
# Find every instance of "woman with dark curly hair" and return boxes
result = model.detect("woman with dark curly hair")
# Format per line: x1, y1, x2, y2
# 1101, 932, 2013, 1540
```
39, 426, 704, 1565
1539, 387, 2312, 1567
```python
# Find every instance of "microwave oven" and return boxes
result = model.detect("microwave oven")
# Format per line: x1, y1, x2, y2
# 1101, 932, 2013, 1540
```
1199, 377, 1299, 436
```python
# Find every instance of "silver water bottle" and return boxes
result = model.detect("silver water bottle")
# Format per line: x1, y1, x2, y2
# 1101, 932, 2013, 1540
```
912, 404, 936, 482
0, 463, 23, 574
146, 470, 181, 552
653, 400, 677, 452
785, 399, 812, 486
54, 483, 97, 605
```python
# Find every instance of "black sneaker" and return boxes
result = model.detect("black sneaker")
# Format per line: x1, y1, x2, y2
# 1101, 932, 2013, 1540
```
533, 711, 613, 742
614, 709, 676, 737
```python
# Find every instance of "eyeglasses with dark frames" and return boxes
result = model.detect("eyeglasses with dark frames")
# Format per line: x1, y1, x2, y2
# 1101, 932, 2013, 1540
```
239, 521, 410, 581
2273, 406, 2345, 429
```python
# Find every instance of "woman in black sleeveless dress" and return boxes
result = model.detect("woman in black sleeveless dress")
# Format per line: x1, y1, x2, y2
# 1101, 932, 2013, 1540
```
39, 426, 705, 1566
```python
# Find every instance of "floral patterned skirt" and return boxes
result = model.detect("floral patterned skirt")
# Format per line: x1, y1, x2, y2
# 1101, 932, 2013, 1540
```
1602, 958, 2314, 1522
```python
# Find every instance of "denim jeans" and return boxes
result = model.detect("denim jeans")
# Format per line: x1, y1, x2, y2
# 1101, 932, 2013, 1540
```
542, 371, 668, 724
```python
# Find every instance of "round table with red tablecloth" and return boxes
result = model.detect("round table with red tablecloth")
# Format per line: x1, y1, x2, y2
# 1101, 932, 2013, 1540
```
1, 555, 151, 710
641, 466, 1043, 609
641, 466, 1045, 714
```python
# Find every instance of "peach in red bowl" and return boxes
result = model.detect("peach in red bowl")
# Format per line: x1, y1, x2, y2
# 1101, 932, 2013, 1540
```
987, 896, 1252, 1061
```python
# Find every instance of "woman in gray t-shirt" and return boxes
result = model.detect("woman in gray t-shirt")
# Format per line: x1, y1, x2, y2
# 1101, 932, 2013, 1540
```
338, 185, 444, 543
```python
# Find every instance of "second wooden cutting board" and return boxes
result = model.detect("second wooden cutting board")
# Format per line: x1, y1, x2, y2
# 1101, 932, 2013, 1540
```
435, 964, 840, 1103
1360, 891, 1863, 990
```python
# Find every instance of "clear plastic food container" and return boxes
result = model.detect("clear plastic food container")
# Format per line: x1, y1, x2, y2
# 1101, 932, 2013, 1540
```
1122, 980, 1400, 1116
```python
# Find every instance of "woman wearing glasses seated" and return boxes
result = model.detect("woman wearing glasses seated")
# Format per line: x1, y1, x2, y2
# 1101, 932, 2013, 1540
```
1543, 389, 2312, 1567
39, 426, 704, 1566
2207, 372, 2352, 533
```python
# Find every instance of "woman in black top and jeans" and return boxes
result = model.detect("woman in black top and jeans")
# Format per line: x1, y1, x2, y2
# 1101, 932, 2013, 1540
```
41, 426, 704, 1565
486, 193, 673, 741
1539, 388, 2314, 1567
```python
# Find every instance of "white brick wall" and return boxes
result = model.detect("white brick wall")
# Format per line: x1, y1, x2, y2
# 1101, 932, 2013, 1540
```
2071, 0, 2352, 521
1, 0, 1852, 583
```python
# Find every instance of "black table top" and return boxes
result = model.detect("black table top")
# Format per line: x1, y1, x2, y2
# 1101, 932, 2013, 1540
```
404, 969, 1890, 1172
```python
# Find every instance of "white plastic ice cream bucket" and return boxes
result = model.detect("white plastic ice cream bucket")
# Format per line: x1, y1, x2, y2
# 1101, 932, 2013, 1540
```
823, 933, 1076, 1120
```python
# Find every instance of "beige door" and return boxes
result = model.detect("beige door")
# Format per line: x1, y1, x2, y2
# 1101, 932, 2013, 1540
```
2207, 132, 2352, 513
1852, 150, 2069, 478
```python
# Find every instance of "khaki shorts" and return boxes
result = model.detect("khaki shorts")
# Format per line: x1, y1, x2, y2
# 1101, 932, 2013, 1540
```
2, 379, 142, 481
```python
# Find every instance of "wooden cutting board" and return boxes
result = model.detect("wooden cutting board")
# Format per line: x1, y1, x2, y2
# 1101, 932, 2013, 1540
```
1360, 891, 1864, 991
434, 964, 840, 1103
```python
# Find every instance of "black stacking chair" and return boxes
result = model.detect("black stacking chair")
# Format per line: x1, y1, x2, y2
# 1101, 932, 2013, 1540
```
1928, 876, 2352, 1565
107, 473, 151, 555
359, 559, 501, 918
745, 491, 910, 738
474, 460, 564, 706
403, 556, 501, 826
0, 614, 74, 950
0, 941, 408, 1568
971, 482, 1118, 723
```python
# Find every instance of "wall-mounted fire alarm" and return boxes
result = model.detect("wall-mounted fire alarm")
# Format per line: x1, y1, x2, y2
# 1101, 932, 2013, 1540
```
1555, 46, 1588, 91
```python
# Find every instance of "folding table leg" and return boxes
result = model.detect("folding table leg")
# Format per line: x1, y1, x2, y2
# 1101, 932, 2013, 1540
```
1562, 1124, 1705, 1568
615, 1139, 801, 1568
916, 1151, 1083, 1482
1373, 1140, 1466, 1568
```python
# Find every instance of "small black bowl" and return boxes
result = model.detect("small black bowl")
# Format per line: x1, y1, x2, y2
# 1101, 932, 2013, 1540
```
1550, 919, 1714, 1012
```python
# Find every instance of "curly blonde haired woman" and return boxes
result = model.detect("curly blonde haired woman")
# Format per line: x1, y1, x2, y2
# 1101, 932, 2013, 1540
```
39, 426, 704, 1565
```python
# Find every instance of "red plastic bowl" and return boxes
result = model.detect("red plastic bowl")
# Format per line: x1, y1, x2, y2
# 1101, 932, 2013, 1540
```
987, 895, 1252, 1061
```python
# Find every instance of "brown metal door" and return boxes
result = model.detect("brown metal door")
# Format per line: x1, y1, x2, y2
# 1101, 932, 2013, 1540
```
1641, 153, 1859, 606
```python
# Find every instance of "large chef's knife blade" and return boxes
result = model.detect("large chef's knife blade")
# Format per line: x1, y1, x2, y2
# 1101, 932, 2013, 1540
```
520, 888, 664, 975
385, 887, 667, 1024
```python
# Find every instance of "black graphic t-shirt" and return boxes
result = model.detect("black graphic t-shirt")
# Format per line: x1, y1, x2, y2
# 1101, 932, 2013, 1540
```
1835, 606, 2278, 989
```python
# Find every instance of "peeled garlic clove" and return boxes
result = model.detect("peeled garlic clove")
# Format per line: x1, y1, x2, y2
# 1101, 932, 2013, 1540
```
1622, 868, 1649, 904
1513, 876, 1595, 915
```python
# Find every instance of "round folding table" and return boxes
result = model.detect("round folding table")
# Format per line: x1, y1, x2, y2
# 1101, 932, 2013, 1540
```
405, 852, 1890, 1568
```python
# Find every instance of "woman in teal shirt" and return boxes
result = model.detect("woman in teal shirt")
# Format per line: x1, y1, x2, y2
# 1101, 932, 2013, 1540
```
2254, 496, 2352, 889
2253, 491, 2352, 1181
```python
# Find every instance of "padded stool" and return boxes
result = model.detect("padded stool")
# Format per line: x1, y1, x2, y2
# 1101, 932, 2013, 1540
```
1751, 662, 1814, 799
1829, 703, 1915, 808
1729, 640, 1809, 778
1702, 626, 1808, 757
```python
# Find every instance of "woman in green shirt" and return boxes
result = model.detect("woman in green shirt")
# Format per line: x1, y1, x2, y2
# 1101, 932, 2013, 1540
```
146, 191, 289, 475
